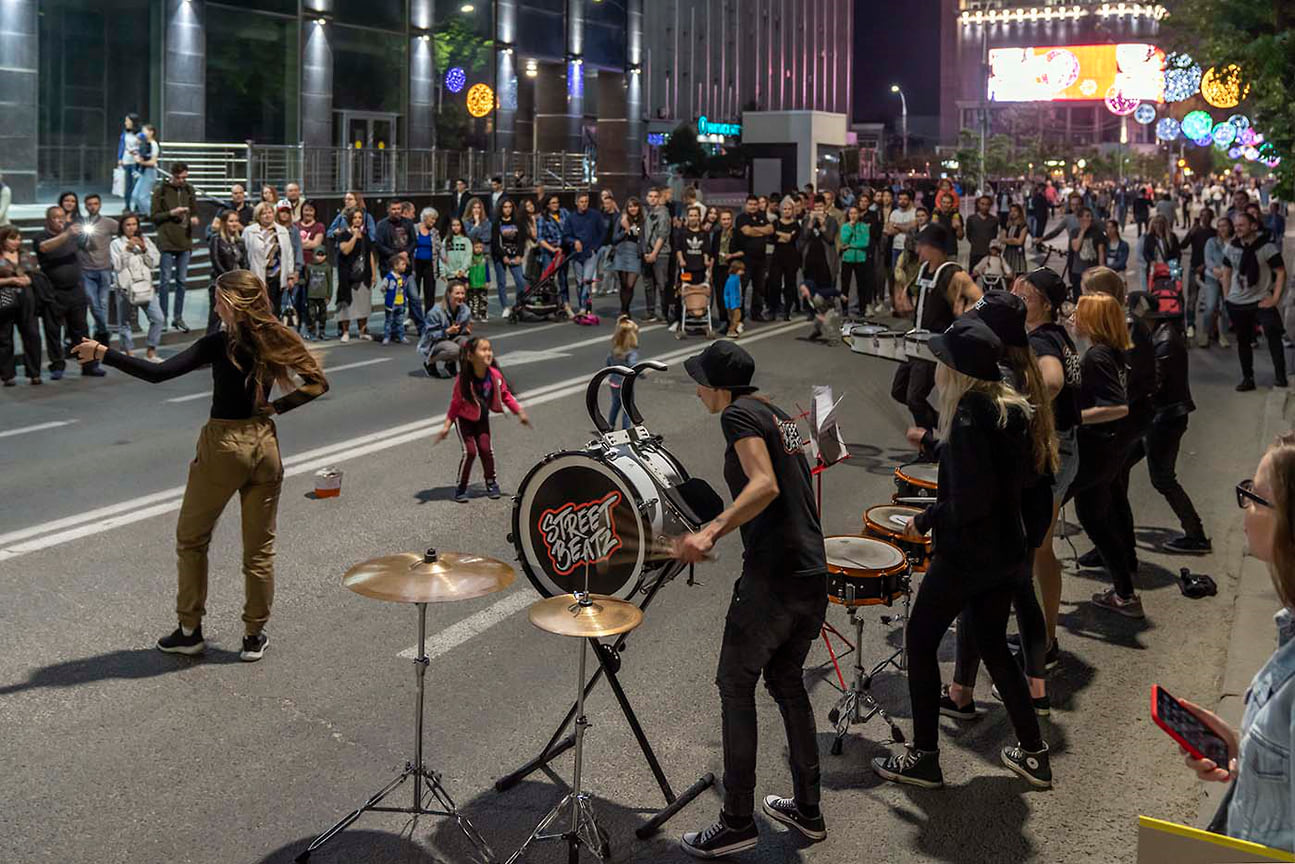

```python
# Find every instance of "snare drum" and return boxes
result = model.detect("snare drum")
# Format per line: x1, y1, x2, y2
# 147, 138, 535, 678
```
893, 461, 938, 504
847, 324, 907, 362
863, 505, 932, 573
904, 329, 937, 363
824, 536, 910, 607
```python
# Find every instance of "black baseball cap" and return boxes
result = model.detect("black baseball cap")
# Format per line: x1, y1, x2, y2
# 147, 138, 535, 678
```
915, 223, 951, 250
929, 317, 1003, 382
684, 341, 758, 394
1023, 268, 1068, 311
964, 291, 1029, 348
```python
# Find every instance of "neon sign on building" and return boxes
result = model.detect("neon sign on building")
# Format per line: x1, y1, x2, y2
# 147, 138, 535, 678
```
987, 44, 1166, 103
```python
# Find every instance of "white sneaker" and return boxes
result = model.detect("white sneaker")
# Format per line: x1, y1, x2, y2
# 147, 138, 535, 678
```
668, 320, 680, 333
340, 332, 350, 343
737, 322, 745, 334
502, 306, 512, 319
1219, 331, 1231, 348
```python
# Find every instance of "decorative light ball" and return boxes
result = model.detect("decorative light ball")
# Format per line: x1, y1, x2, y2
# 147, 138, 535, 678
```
1194, 134, 1214, 147
1133, 103, 1157, 125
444, 67, 467, 94
1264, 155, 1282, 168
465, 83, 494, 118
1242, 146, 1260, 162
1155, 118, 1181, 141
1239, 127, 1258, 147
1228, 113, 1250, 131
1079, 79, 1098, 97
1181, 110, 1213, 140
1040, 49, 1081, 92
1228, 147, 1243, 159
1105, 86, 1139, 116
1200, 64, 1249, 109
1163, 52, 1202, 102
1211, 122, 1237, 147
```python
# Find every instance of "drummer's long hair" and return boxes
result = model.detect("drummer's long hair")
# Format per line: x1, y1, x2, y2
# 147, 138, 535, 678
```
1005, 345, 1060, 475
936, 364, 1033, 445
214, 269, 327, 402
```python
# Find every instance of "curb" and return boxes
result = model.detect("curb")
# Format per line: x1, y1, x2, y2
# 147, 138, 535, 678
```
1197, 386, 1292, 826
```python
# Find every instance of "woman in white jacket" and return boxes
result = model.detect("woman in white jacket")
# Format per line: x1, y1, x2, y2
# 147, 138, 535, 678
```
110, 213, 164, 360
243, 201, 295, 316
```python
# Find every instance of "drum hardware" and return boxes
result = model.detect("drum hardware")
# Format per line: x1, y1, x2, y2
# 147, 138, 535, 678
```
893, 461, 939, 505
825, 602, 909, 755
295, 548, 511, 863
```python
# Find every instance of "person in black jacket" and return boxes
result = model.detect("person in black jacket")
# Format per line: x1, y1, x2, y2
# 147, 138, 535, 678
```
873, 317, 1052, 791
208, 209, 248, 334
374, 200, 424, 335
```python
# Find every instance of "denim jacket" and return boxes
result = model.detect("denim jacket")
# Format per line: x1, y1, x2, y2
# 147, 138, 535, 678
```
1225, 608, 1295, 851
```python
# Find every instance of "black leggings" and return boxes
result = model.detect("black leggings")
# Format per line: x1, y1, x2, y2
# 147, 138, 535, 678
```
907, 557, 1043, 753
0, 288, 41, 381
415, 257, 437, 314
841, 260, 874, 311
1068, 429, 1136, 597
766, 252, 799, 315
955, 551, 1049, 682
617, 271, 638, 316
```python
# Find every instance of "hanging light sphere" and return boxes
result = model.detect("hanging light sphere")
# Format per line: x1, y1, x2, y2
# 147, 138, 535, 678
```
1105, 87, 1139, 116
1239, 127, 1258, 147
1228, 147, 1243, 159
1133, 103, 1158, 125
1211, 122, 1237, 147
444, 66, 467, 94
465, 82, 495, 118
1194, 134, 1214, 147
1163, 52, 1202, 102
1181, 110, 1214, 140
1242, 146, 1260, 161
1200, 64, 1250, 109
1227, 113, 1251, 131
1155, 118, 1181, 141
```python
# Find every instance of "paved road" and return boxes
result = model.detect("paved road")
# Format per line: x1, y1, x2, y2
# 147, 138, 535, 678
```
0, 275, 1272, 863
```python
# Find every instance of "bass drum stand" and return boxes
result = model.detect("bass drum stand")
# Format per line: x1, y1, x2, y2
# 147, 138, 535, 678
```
496, 361, 715, 839
825, 587, 910, 755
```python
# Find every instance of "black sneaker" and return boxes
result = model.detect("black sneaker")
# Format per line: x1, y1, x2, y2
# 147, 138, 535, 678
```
454, 487, 469, 504
1001, 743, 1053, 789
991, 683, 1052, 717
871, 746, 944, 790
1091, 588, 1145, 619
938, 684, 982, 721
1237, 378, 1256, 392
485, 480, 502, 499
157, 626, 205, 655
681, 814, 759, 859
173, 318, 191, 334
761, 796, 826, 841
1163, 534, 1213, 554
1076, 548, 1103, 569
240, 632, 269, 662
1276, 377, 1290, 389
1008, 635, 1061, 673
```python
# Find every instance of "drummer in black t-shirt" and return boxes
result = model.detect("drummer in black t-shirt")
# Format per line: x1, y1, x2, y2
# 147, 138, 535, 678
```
675, 341, 829, 859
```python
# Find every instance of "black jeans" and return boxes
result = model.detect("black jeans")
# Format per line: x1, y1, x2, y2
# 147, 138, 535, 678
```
1142, 415, 1205, 538
955, 551, 1049, 682
1226, 301, 1286, 383
840, 260, 874, 312
907, 556, 1043, 753
0, 288, 42, 381
715, 568, 827, 821
41, 288, 91, 373
742, 258, 767, 317
766, 253, 799, 316
1069, 428, 1136, 597
891, 358, 939, 430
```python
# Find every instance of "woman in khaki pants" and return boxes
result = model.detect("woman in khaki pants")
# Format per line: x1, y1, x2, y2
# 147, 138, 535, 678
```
73, 270, 328, 661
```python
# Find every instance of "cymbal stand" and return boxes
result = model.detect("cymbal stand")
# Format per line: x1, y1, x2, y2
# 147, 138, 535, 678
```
508, 583, 610, 864
295, 602, 494, 863
495, 562, 714, 838
825, 586, 909, 756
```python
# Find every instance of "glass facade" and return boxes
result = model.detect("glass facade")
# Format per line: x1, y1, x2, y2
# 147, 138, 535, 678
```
205, 8, 299, 144
432, 0, 494, 149
332, 25, 408, 115
583, 0, 626, 70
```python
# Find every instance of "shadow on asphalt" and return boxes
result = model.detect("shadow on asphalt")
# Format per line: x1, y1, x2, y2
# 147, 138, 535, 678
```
839, 442, 923, 479
256, 829, 449, 864
414, 486, 463, 504
1066, 558, 1181, 591
424, 779, 811, 863
0, 646, 242, 695
886, 775, 1038, 863
1057, 601, 1154, 651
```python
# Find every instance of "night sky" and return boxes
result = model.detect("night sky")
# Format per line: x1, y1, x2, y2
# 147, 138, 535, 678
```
852, 0, 942, 123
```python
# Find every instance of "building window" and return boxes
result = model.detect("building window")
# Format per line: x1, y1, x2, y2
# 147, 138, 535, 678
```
205, 10, 299, 145
584, 0, 627, 70
332, 25, 408, 115
433, 0, 495, 149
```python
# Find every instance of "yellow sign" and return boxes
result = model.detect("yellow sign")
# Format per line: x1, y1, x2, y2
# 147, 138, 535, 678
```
466, 83, 495, 118
1201, 64, 1249, 109
1137, 816, 1295, 863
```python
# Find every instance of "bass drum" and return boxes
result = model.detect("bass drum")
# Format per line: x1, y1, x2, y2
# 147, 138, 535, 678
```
511, 448, 690, 600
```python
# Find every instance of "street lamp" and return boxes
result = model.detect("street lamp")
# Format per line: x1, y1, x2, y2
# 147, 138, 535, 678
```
891, 84, 908, 158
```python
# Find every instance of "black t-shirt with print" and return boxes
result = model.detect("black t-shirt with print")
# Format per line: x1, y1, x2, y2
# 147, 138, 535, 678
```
1028, 323, 1081, 433
721, 396, 827, 576
1079, 343, 1127, 411
674, 226, 710, 280
734, 211, 769, 260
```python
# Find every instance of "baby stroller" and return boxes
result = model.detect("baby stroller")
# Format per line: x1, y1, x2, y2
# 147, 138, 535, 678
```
679, 275, 715, 337
509, 248, 567, 323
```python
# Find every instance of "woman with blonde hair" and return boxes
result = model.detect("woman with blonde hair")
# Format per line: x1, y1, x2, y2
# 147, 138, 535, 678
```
605, 315, 640, 429
71, 270, 329, 662
875, 317, 1052, 791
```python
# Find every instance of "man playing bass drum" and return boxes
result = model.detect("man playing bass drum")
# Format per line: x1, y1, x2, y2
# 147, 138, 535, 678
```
674, 341, 829, 858
891, 222, 983, 432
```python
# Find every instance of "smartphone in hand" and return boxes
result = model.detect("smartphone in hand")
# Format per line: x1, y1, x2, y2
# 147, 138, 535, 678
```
1151, 684, 1231, 766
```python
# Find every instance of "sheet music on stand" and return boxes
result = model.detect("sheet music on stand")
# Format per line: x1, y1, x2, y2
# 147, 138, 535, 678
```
809, 385, 849, 468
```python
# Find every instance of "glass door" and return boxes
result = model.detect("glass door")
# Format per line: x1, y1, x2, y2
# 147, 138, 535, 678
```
337, 111, 401, 192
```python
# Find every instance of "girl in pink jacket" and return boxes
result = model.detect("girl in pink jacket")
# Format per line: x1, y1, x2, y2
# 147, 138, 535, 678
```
437, 337, 530, 502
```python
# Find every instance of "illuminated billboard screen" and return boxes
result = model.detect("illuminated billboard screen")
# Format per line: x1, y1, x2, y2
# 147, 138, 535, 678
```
987, 44, 1165, 103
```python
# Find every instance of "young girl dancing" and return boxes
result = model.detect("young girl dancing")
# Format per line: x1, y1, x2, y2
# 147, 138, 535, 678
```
604, 315, 640, 429
436, 337, 530, 503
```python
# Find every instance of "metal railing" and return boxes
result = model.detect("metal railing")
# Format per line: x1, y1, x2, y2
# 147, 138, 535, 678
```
37, 142, 589, 200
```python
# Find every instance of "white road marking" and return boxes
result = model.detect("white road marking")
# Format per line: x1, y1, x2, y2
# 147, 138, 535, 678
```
164, 392, 209, 404
494, 349, 572, 367
0, 420, 78, 439
396, 591, 535, 660
0, 321, 802, 561
320, 357, 392, 374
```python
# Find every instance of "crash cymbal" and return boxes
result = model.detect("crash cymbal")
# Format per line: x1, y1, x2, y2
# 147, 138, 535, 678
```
528, 594, 644, 638
343, 548, 515, 604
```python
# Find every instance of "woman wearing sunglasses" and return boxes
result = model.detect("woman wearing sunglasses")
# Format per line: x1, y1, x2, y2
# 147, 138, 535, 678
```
1176, 432, 1295, 850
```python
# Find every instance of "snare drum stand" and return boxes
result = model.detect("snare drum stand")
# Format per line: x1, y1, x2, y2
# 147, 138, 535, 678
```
495, 566, 714, 838
825, 586, 910, 755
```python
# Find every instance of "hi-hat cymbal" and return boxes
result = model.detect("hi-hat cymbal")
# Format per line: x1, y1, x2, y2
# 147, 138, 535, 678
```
528, 594, 644, 638
343, 549, 515, 604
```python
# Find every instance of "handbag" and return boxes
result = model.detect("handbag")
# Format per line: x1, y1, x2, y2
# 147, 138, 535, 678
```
111, 167, 126, 198
128, 277, 155, 306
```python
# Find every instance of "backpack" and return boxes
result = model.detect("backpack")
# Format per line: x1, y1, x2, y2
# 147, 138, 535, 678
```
1148, 262, 1183, 317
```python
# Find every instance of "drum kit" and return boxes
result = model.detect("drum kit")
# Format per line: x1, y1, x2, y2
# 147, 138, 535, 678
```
843, 322, 937, 364
296, 360, 722, 863
817, 459, 938, 755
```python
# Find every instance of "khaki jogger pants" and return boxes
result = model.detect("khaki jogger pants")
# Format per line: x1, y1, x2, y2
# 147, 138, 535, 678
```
175, 417, 283, 635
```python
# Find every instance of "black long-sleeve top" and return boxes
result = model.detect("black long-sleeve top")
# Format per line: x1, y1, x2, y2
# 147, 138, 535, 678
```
102, 331, 328, 419
912, 391, 1031, 579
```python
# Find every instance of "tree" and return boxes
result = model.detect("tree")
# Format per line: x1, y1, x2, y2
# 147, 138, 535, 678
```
660, 122, 708, 177
1163, 0, 1295, 196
